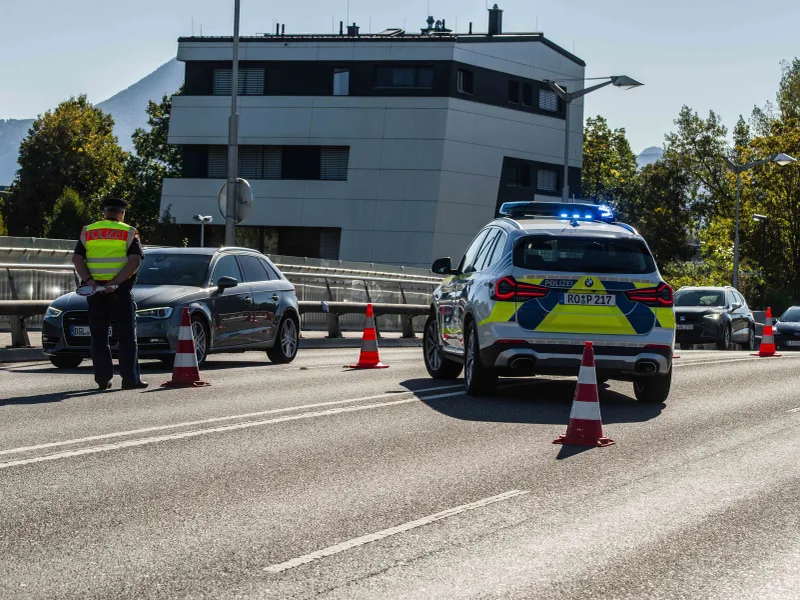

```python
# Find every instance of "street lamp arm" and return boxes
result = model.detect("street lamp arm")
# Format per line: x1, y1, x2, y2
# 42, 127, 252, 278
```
545, 79, 613, 102
564, 79, 614, 102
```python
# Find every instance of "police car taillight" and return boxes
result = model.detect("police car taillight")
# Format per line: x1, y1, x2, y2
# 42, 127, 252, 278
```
625, 282, 673, 307
492, 276, 549, 302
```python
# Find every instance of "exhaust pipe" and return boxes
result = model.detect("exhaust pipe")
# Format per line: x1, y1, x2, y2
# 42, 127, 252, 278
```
510, 357, 535, 370
635, 360, 658, 375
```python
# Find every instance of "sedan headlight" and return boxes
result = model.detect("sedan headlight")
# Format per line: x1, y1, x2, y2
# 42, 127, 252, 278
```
45, 306, 62, 319
136, 307, 174, 319
703, 311, 723, 321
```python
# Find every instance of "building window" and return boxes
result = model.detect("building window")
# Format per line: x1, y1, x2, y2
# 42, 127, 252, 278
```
212, 68, 265, 95
375, 66, 434, 88
507, 164, 531, 187
263, 147, 282, 179
457, 69, 474, 94
508, 80, 520, 104
333, 68, 350, 96
206, 146, 348, 180
537, 169, 558, 191
522, 83, 533, 107
320, 147, 350, 180
539, 89, 559, 112
208, 147, 227, 178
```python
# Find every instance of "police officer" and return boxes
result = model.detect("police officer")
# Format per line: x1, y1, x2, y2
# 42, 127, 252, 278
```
71, 198, 148, 390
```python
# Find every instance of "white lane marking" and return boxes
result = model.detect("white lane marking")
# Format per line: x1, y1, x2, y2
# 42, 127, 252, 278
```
263, 490, 530, 574
0, 390, 464, 471
0, 385, 462, 458
788, 407, 800, 413
674, 355, 798, 367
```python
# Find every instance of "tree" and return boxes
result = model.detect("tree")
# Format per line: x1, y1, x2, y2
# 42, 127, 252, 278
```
581, 116, 637, 205
115, 91, 182, 242
663, 107, 733, 218
43, 188, 92, 239
623, 158, 696, 265
3, 95, 125, 236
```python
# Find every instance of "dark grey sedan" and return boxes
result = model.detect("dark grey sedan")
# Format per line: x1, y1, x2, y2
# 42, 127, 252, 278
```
42, 247, 301, 368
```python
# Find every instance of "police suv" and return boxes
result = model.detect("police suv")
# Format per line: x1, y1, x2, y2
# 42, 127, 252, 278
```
423, 202, 675, 403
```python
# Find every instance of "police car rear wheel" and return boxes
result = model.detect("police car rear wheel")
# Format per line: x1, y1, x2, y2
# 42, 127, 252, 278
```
465, 321, 497, 396
633, 371, 671, 404
423, 314, 462, 379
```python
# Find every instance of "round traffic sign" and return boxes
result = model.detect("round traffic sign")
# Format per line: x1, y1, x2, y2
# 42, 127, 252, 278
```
218, 178, 254, 224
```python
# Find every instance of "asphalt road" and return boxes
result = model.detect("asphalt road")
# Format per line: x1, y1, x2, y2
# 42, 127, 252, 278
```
2, 347, 800, 599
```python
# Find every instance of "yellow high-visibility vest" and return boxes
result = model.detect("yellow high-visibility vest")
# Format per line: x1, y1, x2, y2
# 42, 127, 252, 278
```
80, 220, 137, 281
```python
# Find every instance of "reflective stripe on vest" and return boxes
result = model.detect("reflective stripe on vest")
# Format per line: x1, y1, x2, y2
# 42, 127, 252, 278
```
84, 220, 136, 281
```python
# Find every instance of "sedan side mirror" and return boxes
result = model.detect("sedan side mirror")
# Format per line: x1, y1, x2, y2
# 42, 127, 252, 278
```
432, 257, 457, 275
216, 276, 239, 290
731, 303, 742, 311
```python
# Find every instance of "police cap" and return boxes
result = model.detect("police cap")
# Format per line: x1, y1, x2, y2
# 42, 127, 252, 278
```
102, 197, 129, 210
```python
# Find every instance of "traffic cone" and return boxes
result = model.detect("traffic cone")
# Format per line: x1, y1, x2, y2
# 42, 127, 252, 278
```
348, 304, 389, 369
161, 307, 211, 387
753, 307, 781, 358
553, 342, 615, 447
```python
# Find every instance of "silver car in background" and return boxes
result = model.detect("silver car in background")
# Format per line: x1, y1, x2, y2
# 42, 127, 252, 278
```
42, 247, 301, 368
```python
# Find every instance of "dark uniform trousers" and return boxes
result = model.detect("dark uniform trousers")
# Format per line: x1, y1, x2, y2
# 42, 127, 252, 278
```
87, 286, 140, 385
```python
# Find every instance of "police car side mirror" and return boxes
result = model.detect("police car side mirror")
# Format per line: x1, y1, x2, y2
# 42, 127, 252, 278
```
432, 257, 457, 275
217, 276, 239, 290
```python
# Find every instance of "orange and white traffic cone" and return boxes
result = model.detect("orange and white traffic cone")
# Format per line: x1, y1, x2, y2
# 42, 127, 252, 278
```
553, 342, 615, 447
161, 307, 211, 387
753, 307, 781, 358
348, 304, 389, 369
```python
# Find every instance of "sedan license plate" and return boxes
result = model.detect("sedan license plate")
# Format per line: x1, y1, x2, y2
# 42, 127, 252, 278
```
71, 326, 112, 337
787, 341, 800, 347
562, 293, 616, 306
676, 324, 693, 330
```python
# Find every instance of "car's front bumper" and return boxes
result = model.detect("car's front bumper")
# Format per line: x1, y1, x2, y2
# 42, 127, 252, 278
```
674, 321, 724, 344
42, 315, 177, 359
481, 341, 672, 380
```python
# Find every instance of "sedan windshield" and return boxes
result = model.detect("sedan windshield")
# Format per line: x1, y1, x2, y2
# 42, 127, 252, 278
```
136, 254, 211, 287
780, 308, 800, 322
674, 290, 724, 307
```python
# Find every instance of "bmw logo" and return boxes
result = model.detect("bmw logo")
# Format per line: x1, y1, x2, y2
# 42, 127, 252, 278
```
585, 278, 594, 288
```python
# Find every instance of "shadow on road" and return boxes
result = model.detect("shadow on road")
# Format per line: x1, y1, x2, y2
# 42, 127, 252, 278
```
403, 377, 664, 426
1, 388, 121, 406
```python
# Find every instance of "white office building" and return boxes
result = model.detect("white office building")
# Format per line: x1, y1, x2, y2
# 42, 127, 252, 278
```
161, 6, 586, 267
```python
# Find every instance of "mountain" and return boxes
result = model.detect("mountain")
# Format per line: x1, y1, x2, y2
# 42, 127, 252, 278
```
637, 146, 664, 169
0, 58, 183, 185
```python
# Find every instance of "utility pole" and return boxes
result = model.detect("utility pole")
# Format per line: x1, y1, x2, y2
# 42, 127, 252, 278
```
225, 0, 241, 246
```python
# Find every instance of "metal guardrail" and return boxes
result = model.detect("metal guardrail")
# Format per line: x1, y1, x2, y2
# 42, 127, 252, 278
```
0, 262, 438, 348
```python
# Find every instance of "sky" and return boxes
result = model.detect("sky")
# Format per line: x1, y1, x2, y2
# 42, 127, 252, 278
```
1, 0, 798, 153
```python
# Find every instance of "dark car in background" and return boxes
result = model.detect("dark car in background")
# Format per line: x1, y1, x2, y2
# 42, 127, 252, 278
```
674, 286, 756, 351
774, 306, 800, 350
42, 247, 301, 368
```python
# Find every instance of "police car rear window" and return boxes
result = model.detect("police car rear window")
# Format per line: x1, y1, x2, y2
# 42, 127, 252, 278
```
513, 236, 656, 274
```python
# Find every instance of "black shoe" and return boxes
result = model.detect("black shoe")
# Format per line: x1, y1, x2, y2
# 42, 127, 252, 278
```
122, 380, 149, 390
97, 381, 112, 391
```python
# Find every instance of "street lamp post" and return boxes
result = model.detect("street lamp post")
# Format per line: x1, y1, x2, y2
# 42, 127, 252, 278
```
193, 215, 214, 247
225, 0, 241, 247
753, 213, 768, 309
545, 75, 643, 203
723, 152, 796, 289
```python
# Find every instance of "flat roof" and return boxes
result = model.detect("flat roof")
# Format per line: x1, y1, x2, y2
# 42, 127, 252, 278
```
177, 33, 586, 67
